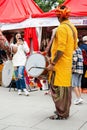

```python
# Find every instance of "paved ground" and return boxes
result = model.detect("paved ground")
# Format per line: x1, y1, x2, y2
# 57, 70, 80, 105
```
0, 86, 87, 130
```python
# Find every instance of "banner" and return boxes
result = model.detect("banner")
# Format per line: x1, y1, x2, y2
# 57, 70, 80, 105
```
0, 17, 87, 31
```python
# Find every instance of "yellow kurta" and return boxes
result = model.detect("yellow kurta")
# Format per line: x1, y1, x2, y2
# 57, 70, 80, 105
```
51, 20, 78, 87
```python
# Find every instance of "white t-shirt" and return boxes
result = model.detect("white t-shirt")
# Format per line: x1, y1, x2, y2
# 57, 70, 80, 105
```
11, 41, 29, 67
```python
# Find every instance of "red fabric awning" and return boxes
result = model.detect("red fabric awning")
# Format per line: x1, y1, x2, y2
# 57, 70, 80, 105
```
0, 0, 43, 23
33, 0, 87, 18
0, 0, 87, 24
64, 0, 87, 16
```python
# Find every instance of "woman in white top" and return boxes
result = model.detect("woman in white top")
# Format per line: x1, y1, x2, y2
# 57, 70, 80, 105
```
11, 32, 30, 96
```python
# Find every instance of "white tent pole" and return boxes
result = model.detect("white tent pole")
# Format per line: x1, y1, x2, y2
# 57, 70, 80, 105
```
36, 27, 42, 49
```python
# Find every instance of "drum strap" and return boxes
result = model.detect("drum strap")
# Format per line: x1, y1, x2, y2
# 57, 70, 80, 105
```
63, 23, 77, 45
45, 23, 77, 55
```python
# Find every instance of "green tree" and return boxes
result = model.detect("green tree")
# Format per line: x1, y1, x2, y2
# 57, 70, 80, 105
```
34, 0, 65, 12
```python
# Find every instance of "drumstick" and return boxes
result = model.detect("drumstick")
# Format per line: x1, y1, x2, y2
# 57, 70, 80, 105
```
28, 66, 47, 71
45, 27, 57, 53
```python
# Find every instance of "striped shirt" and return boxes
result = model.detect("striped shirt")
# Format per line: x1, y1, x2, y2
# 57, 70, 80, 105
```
72, 47, 83, 74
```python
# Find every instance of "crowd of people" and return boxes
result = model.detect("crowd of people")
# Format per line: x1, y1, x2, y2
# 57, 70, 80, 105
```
0, 4, 87, 121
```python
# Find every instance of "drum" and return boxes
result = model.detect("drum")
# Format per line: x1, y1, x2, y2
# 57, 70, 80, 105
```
2, 60, 13, 87
26, 53, 49, 79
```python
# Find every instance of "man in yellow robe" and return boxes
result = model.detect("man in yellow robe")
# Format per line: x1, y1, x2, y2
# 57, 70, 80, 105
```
47, 5, 78, 120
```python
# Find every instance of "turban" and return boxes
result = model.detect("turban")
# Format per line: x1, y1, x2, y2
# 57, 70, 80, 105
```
55, 5, 70, 19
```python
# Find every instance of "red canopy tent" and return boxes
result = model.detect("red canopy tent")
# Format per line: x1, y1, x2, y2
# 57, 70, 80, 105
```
0, 0, 87, 31
0, 0, 87, 40
0, 0, 58, 30
33, 0, 87, 26
0, 0, 43, 51
34, 0, 87, 28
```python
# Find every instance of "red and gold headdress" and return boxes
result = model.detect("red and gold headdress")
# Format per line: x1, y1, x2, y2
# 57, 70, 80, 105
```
55, 5, 70, 19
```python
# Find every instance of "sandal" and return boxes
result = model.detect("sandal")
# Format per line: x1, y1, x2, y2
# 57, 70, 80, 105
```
49, 115, 68, 120
49, 115, 59, 120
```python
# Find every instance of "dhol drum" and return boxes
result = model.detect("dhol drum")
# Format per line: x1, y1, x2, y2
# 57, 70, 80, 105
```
2, 60, 13, 87
26, 53, 49, 79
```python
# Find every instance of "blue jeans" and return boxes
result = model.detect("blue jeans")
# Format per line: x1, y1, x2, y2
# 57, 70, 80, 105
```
14, 66, 26, 90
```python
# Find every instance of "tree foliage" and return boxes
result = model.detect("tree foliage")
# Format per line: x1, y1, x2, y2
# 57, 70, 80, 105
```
34, 0, 65, 12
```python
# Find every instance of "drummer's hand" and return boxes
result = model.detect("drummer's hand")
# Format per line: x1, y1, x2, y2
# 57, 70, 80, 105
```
39, 51, 47, 56
46, 64, 54, 71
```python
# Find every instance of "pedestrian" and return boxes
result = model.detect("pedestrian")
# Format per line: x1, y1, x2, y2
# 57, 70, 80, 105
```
11, 32, 30, 96
72, 40, 83, 105
47, 5, 78, 120
79, 36, 87, 93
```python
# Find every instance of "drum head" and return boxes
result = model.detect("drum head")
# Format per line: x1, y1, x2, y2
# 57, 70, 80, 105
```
2, 60, 13, 87
26, 53, 46, 77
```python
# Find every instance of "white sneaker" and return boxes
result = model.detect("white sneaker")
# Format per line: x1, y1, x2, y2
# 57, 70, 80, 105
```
23, 89, 29, 96
74, 98, 83, 105
18, 90, 22, 95
79, 98, 83, 103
